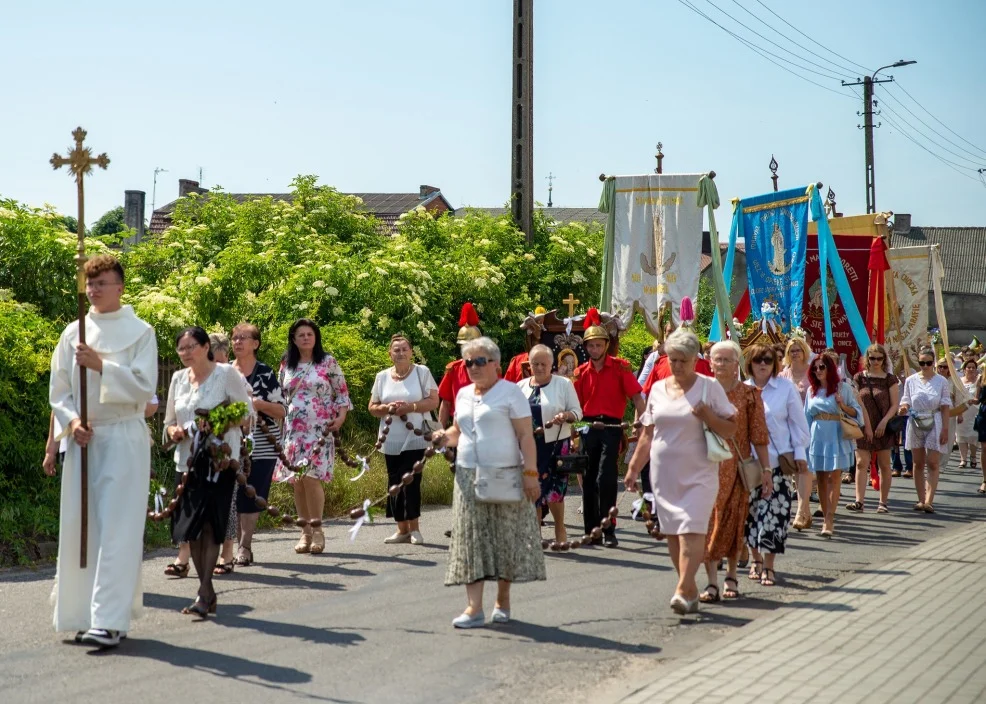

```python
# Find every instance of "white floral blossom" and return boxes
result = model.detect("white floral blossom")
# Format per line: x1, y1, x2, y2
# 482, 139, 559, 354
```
326, 286, 339, 297
378, 315, 391, 329
194, 276, 211, 286
357, 272, 370, 280
332, 306, 344, 317
474, 277, 487, 289
312, 280, 325, 288
571, 269, 587, 284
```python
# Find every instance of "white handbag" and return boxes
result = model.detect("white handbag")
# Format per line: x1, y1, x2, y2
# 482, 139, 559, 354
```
470, 394, 524, 504
701, 378, 734, 463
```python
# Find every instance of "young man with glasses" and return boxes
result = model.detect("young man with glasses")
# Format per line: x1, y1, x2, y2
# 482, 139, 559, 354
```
48, 254, 158, 649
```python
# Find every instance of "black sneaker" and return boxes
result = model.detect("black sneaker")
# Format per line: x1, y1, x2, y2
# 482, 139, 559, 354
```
80, 629, 121, 648
602, 534, 619, 548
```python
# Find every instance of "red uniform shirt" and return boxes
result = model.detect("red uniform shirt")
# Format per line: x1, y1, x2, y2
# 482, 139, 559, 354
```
503, 352, 530, 382
438, 358, 501, 416
641, 355, 714, 396
573, 355, 643, 419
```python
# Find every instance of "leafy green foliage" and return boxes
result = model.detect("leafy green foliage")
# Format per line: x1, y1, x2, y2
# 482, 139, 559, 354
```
90, 206, 126, 237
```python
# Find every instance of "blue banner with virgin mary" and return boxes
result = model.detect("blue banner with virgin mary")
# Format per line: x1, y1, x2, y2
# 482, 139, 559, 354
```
740, 186, 810, 332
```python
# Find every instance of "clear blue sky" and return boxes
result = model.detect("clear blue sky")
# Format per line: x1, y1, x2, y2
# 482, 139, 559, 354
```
2, 0, 984, 229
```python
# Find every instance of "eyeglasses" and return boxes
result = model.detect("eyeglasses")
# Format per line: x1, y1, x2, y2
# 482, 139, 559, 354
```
868, 356, 885, 362
752, 356, 774, 365
464, 357, 489, 369
918, 361, 934, 367
177, 344, 201, 354
85, 279, 121, 290
937, 365, 948, 370
812, 364, 827, 372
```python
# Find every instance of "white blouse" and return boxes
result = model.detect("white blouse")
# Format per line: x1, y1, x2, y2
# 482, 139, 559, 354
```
746, 376, 810, 468
454, 380, 531, 469
163, 363, 253, 471
370, 364, 439, 454
516, 374, 583, 441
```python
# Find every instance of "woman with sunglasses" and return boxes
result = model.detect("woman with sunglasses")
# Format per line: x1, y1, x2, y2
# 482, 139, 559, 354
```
744, 343, 809, 586
847, 344, 899, 514
805, 354, 864, 537
956, 359, 982, 469
433, 337, 544, 628
938, 359, 958, 465
897, 347, 952, 513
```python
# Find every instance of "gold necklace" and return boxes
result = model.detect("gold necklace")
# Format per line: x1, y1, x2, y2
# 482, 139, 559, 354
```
392, 365, 413, 381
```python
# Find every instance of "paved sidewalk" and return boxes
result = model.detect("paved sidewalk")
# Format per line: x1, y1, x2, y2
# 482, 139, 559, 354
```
608, 520, 986, 704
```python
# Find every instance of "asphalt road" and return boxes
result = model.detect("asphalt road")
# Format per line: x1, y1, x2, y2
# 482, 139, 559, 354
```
1, 454, 983, 704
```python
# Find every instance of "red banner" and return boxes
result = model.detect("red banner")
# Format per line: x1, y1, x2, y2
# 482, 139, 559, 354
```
801, 234, 872, 373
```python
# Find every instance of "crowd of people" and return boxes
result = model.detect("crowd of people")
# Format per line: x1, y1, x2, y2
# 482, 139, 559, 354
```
45, 254, 986, 646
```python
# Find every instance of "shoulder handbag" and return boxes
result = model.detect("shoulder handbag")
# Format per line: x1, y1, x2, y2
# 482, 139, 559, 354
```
471, 390, 524, 504
549, 423, 589, 475
701, 378, 734, 463
731, 438, 763, 493
413, 365, 442, 434
838, 383, 864, 440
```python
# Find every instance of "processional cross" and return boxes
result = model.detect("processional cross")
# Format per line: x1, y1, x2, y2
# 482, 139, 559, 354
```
563, 293, 580, 318
51, 127, 110, 569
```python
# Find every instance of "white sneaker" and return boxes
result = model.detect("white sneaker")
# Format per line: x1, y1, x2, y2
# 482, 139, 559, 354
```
384, 531, 412, 544
80, 629, 121, 648
409, 531, 425, 545
491, 607, 510, 623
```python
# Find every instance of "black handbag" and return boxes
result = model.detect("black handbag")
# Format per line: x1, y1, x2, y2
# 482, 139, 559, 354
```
886, 415, 907, 435
548, 425, 588, 475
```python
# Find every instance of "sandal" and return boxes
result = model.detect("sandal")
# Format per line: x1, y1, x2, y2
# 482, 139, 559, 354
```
876, 503, 889, 514
748, 560, 763, 581
760, 568, 776, 587
923, 504, 935, 514
845, 501, 864, 512
699, 584, 721, 603
181, 596, 217, 617
233, 548, 253, 567
959, 461, 968, 468
841, 473, 853, 484
213, 562, 234, 576
164, 562, 190, 578
723, 577, 740, 599
891, 470, 901, 477
902, 471, 913, 478
913, 502, 926, 511
978, 483, 986, 495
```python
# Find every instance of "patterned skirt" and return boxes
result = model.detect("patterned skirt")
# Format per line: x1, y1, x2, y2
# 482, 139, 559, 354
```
745, 467, 794, 555
445, 465, 547, 586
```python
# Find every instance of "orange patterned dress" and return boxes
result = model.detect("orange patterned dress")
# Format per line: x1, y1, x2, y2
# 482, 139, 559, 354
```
705, 383, 769, 561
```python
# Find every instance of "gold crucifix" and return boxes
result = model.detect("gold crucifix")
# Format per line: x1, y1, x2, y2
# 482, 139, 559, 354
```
562, 293, 580, 318
50, 127, 110, 569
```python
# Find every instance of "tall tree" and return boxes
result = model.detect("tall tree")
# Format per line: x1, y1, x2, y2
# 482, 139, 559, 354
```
90, 206, 126, 237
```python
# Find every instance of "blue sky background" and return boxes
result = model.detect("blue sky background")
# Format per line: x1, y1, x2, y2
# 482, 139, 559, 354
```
2, 0, 984, 229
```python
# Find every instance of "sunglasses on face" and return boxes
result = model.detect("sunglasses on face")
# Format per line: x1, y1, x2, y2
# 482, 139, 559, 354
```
918, 361, 934, 367
868, 356, 884, 362
812, 365, 827, 372
464, 357, 489, 369
752, 356, 774, 365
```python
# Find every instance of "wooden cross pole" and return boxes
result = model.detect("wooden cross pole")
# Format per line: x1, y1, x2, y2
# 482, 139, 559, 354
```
50, 127, 110, 569
562, 293, 580, 318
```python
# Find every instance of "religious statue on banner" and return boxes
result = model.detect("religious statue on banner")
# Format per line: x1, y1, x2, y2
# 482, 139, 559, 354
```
556, 349, 579, 379
769, 221, 790, 276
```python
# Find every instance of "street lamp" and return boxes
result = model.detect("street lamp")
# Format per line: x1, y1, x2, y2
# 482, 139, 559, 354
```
843, 59, 916, 213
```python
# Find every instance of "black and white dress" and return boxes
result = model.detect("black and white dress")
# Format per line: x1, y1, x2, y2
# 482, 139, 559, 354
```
238, 361, 285, 514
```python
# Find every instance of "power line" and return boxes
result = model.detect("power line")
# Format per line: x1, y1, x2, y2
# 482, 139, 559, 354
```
877, 98, 984, 168
699, 0, 850, 81
752, 0, 874, 76
890, 81, 986, 158
846, 86, 982, 183
676, 0, 856, 99
727, 0, 859, 80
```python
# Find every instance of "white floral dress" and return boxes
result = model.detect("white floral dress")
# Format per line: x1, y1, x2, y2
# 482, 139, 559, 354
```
273, 356, 352, 483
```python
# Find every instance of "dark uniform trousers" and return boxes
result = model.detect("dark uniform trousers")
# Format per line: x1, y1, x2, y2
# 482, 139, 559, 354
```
581, 419, 623, 536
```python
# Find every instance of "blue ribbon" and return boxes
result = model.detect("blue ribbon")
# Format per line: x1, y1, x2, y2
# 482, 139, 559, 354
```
709, 206, 742, 342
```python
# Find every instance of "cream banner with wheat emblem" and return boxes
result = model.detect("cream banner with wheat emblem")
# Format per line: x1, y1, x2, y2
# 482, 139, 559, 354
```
885, 245, 931, 374
599, 173, 704, 333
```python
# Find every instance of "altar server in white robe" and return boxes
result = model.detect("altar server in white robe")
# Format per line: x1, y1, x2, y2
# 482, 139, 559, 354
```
49, 253, 158, 648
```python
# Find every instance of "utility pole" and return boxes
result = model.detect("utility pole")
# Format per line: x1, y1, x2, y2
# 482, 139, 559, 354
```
152, 166, 168, 213
511, 0, 534, 243
843, 60, 916, 213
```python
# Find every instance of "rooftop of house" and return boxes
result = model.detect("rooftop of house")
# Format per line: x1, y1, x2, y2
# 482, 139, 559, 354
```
147, 181, 452, 236
891, 213, 986, 296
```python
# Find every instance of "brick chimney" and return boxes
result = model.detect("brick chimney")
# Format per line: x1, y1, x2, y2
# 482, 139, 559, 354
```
893, 213, 912, 235
178, 179, 208, 198
419, 185, 440, 199
123, 190, 146, 243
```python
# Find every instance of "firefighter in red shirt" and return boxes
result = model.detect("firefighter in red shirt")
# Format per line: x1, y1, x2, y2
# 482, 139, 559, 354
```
572, 308, 646, 547
438, 303, 483, 427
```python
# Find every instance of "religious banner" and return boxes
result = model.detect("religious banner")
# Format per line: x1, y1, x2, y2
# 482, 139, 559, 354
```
740, 186, 810, 332
801, 233, 871, 372
598, 173, 705, 333
885, 245, 931, 374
